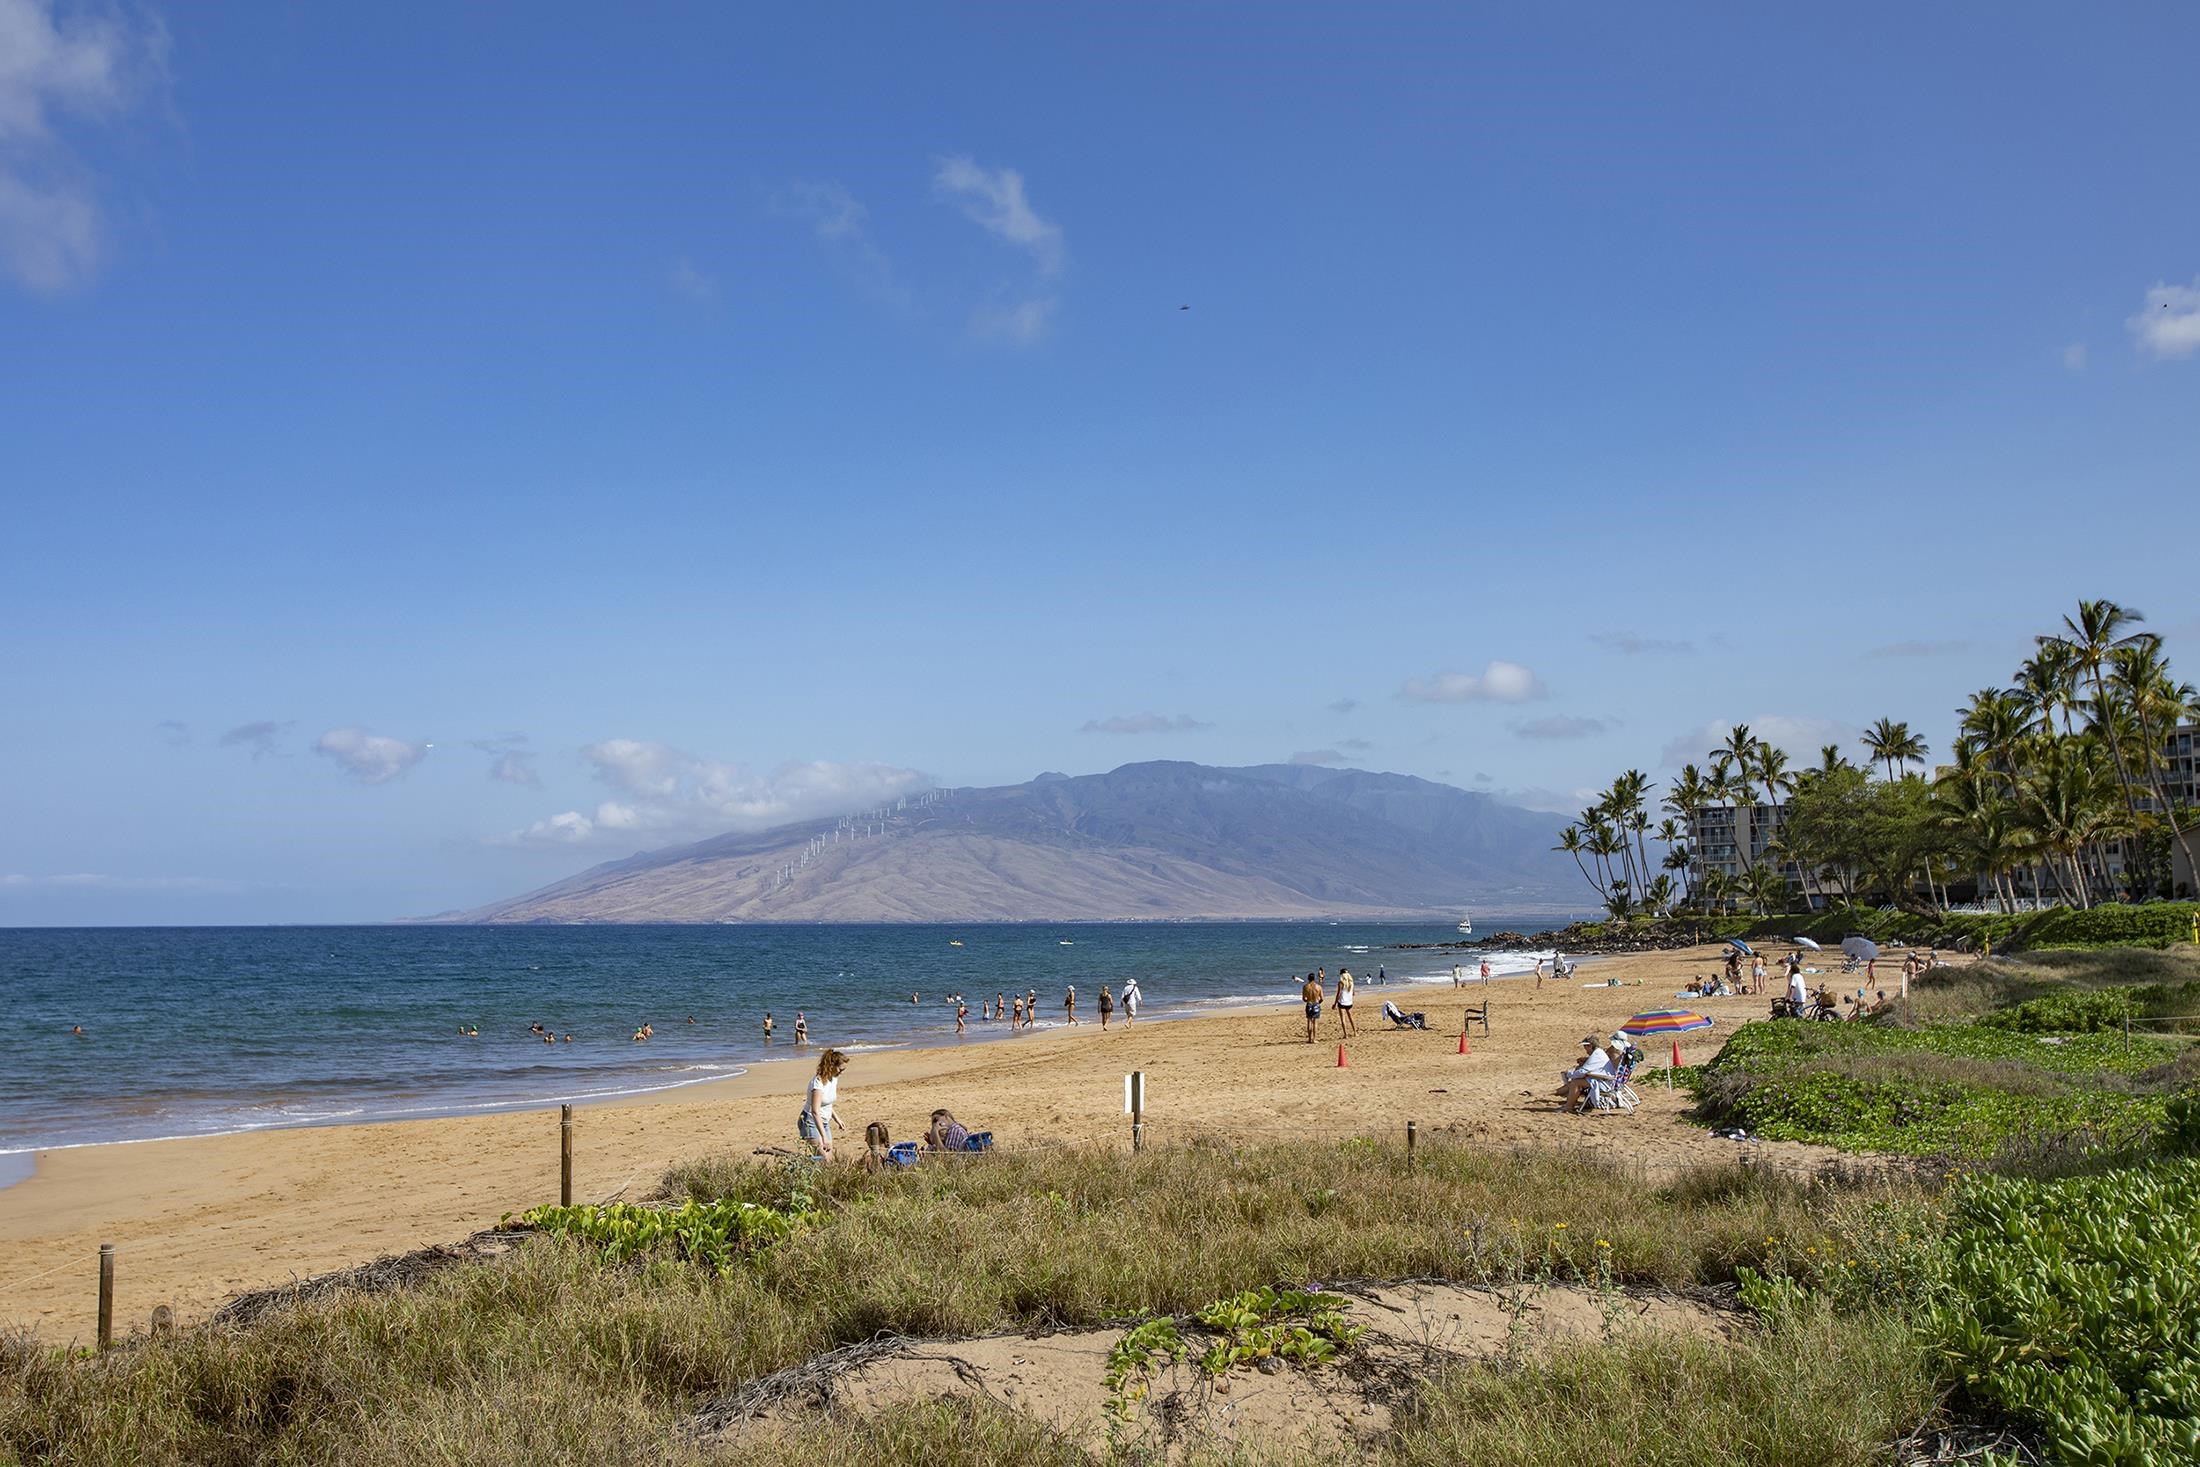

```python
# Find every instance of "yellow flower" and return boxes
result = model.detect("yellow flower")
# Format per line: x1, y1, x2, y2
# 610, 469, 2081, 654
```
1554, 1221, 1568, 1231
1595, 1239, 1611, 1249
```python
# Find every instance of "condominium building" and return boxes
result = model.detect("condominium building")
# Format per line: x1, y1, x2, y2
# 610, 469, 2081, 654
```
1686, 802, 1807, 899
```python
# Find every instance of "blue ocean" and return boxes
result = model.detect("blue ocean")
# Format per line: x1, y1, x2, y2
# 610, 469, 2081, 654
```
0, 920, 1564, 1164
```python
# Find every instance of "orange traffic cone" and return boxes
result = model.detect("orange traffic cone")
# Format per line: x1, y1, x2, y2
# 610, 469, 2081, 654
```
1457, 1031, 1470, 1055
1336, 1043, 1349, 1068
1670, 1041, 1684, 1069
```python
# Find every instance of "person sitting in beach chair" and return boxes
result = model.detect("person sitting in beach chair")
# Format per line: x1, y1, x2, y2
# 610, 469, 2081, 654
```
925, 1108, 971, 1152
1380, 1000, 1427, 1030
1555, 1035, 1615, 1113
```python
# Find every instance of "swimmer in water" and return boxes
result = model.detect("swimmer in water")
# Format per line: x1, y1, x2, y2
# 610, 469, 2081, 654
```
71, 1024, 84, 1036
763, 1012, 775, 1039
794, 1012, 808, 1045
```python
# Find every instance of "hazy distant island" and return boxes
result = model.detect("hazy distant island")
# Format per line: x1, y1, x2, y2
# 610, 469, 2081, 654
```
444, 761, 1583, 923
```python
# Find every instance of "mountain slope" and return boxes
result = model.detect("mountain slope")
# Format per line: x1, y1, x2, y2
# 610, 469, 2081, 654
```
454, 761, 1580, 923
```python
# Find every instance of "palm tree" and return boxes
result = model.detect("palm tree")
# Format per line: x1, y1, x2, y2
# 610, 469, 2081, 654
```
1816, 743, 1852, 777
2111, 636, 2199, 894
1554, 825, 1602, 901
2044, 598, 2151, 895
1743, 861, 1786, 916
2017, 641, 2084, 738
1863, 719, 1928, 781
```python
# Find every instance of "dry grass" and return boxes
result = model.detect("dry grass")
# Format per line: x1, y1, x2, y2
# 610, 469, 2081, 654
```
0, 1140, 1929, 1467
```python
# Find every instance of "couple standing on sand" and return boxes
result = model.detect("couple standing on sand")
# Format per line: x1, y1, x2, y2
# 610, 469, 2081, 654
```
1300, 966, 1357, 1042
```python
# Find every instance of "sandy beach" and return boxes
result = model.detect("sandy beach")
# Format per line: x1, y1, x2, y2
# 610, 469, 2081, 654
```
0, 944, 1856, 1343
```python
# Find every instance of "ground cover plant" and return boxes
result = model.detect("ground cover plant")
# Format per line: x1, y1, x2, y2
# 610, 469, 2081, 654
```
1691, 1016, 2179, 1158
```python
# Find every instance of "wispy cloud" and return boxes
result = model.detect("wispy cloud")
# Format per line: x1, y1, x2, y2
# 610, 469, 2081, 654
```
969, 295, 1055, 346
1079, 713, 1210, 735
933, 155, 1063, 274
0, 0, 169, 295
1326, 698, 1359, 715
314, 727, 430, 784
1512, 715, 1609, 740
667, 256, 718, 304
506, 739, 926, 846
2130, 278, 2200, 360
774, 179, 904, 306
1289, 748, 1347, 765
934, 155, 1062, 346
1864, 639, 1975, 659
471, 733, 539, 786
1338, 737, 1373, 753
1399, 660, 1545, 704
2062, 342, 2088, 373
219, 720, 288, 759
0, 871, 243, 893
1590, 632, 1693, 656
154, 718, 189, 747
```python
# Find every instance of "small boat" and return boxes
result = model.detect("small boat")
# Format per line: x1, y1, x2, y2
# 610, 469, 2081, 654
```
1058, 939, 1074, 946
948, 939, 963, 947
1457, 913, 1473, 936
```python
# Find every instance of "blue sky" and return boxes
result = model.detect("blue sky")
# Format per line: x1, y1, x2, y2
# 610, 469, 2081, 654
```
3, 2, 2197, 923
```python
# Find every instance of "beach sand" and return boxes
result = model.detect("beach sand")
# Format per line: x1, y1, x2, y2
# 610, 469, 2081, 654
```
0, 943, 1873, 1343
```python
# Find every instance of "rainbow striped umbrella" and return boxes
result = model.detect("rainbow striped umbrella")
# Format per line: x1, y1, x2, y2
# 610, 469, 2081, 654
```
1618, 1009, 1715, 1037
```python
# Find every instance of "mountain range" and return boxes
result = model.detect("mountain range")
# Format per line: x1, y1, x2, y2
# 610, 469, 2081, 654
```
450, 761, 1584, 923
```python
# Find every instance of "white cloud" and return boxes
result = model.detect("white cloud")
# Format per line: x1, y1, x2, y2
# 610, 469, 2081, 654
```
1079, 713, 1210, 735
2130, 278, 2200, 361
1399, 660, 1546, 704
1659, 715, 1860, 770
2062, 342, 2088, 372
1490, 784, 1603, 815
667, 256, 718, 304
1589, 632, 1693, 656
0, 0, 168, 294
315, 726, 430, 784
969, 295, 1056, 346
471, 733, 539, 786
933, 155, 1063, 274
1289, 748, 1346, 765
1512, 714, 1609, 740
507, 739, 928, 847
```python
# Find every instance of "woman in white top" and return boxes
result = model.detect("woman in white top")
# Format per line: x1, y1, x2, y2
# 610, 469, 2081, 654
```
799, 1048, 849, 1160
1334, 968, 1357, 1036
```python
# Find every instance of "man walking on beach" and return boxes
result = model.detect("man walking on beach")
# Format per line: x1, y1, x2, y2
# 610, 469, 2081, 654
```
1301, 972, 1324, 1043
1121, 976, 1141, 1024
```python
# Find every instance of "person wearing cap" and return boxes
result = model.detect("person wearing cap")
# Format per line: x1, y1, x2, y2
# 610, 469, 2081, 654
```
1555, 1034, 1615, 1112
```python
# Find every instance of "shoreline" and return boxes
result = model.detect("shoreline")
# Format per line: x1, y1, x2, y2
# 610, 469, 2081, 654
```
0, 947, 1573, 1168
0, 944, 1741, 1345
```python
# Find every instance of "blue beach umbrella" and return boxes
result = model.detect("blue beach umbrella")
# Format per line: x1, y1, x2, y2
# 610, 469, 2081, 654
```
1723, 938, 1754, 956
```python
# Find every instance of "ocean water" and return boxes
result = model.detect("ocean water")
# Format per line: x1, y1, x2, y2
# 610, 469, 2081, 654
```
0, 920, 1564, 1159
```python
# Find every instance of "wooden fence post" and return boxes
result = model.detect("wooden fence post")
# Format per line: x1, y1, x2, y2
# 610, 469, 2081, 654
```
96, 1243, 114, 1352
1406, 1119, 1418, 1170
1126, 1071, 1145, 1153
559, 1104, 573, 1207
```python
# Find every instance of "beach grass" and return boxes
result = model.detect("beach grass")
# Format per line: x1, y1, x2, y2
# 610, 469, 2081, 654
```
0, 1140, 1924, 1467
